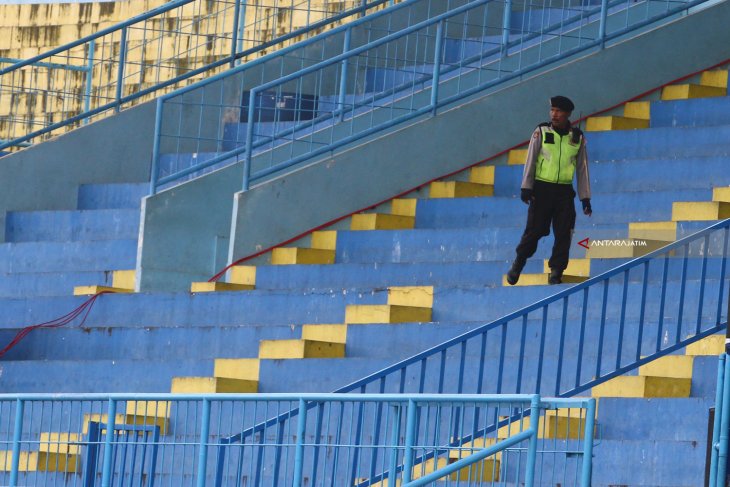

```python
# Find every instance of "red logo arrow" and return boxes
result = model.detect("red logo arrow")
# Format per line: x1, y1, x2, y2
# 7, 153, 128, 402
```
578, 238, 590, 249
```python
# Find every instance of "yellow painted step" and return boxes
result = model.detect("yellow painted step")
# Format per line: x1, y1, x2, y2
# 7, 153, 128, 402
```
125, 400, 171, 434
672, 201, 730, 221
591, 376, 691, 398
700, 70, 728, 89
585, 116, 649, 131
430, 181, 494, 198
713, 187, 730, 203
469, 165, 496, 185
661, 83, 726, 100
191, 281, 255, 292
585, 238, 669, 258
214, 358, 260, 381
351, 213, 415, 230
38, 433, 80, 454
171, 376, 258, 393
271, 247, 335, 265
638, 355, 694, 379
0, 450, 38, 472
388, 286, 434, 308
345, 304, 432, 324
544, 259, 590, 276
301, 324, 348, 343
112, 270, 135, 289
259, 339, 345, 359
312, 230, 337, 250
623, 101, 650, 120
503, 273, 588, 286
391, 198, 417, 217
628, 221, 677, 241
507, 148, 528, 165
685, 334, 725, 355
448, 458, 499, 482
73, 284, 134, 295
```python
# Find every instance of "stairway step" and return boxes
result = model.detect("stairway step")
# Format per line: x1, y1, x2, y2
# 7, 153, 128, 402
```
5, 209, 140, 242
77, 182, 147, 210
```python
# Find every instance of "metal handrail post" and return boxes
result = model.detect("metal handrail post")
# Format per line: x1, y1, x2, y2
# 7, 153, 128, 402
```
242, 89, 258, 191
196, 398, 212, 487
8, 399, 24, 487
149, 98, 165, 195
501, 0, 513, 51
710, 354, 726, 487
717, 357, 730, 486
387, 403, 404, 486
337, 27, 352, 122
524, 394, 540, 487
292, 399, 308, 487
230, 0, 242, 68
84, 40, 96, 124
430, 20, 445, 116
580, 398, 597, 487
401, 399, 418, 484
100, 399, 118, 487
115, 27, 129, 113
598, 0, 609, 48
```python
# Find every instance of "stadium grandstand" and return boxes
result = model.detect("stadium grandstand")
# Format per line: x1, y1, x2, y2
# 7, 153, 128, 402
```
0, 0, 729, 485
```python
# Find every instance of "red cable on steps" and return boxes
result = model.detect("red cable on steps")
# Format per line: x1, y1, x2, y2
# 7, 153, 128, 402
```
0, 291, 112, 359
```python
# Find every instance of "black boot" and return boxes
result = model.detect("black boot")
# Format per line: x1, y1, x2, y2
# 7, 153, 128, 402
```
506, 258, 526, 285
548, 268, 563, 285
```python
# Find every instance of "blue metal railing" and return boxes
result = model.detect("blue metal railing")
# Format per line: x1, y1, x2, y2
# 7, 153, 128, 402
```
710, 354, 730, 487
213, 220, 728, 485
0, 393, 595, 487
330, 219, 729, 398
0, 0, 398, 152
151, 0, 709, 194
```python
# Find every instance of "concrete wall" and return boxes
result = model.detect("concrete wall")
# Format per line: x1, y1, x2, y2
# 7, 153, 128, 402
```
137, 0, 730, 291
0, 100, 157, 242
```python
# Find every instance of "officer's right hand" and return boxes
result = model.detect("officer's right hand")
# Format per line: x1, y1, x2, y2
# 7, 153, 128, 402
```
520, 188, 534, 204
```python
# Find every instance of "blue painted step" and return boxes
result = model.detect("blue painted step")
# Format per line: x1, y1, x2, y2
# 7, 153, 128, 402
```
651, 95, 730, 128
5, 208, 140, 242
77, 182, 147, 210
492, 157, 730, 197
589, 124, 730, 161
251, 260, 545, 290
412, 189, 711, 231
0, 359, 215, 393
0, 287, 389, 329
0, 323, 304, 361
0, 270, 114, 298
0, 239, 137, 273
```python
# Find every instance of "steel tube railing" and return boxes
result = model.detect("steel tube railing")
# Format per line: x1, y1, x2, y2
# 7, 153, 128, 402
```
151, 0, 711, 194
0, 393, 594, 487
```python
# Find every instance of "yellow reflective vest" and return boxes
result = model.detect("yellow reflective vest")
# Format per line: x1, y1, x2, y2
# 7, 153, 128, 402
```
535, 125, 583, 185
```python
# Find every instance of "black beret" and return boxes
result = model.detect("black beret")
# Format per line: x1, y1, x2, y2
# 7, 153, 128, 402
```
550, 96, 575, 112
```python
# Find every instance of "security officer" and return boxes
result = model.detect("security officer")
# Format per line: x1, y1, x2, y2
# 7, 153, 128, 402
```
506, 95, 592, 285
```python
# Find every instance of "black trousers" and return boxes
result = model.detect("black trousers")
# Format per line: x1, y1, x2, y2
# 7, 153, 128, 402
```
515, 180, 576, 272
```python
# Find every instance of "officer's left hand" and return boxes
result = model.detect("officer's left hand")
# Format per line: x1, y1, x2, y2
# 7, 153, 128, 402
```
581, 199, 592, 217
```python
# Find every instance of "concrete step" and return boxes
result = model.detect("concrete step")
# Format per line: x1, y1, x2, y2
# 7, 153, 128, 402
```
492, 157, 730, 198
0, 270, 114, 298
0, 239, 137, 273
5, 208, 140, 242
650, 95, 730, 128
76, 182, 147, 210
0, 286, 390, 328
0, 359, 215, 393
588, 124, 730, 161
412, 189, 712, 231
